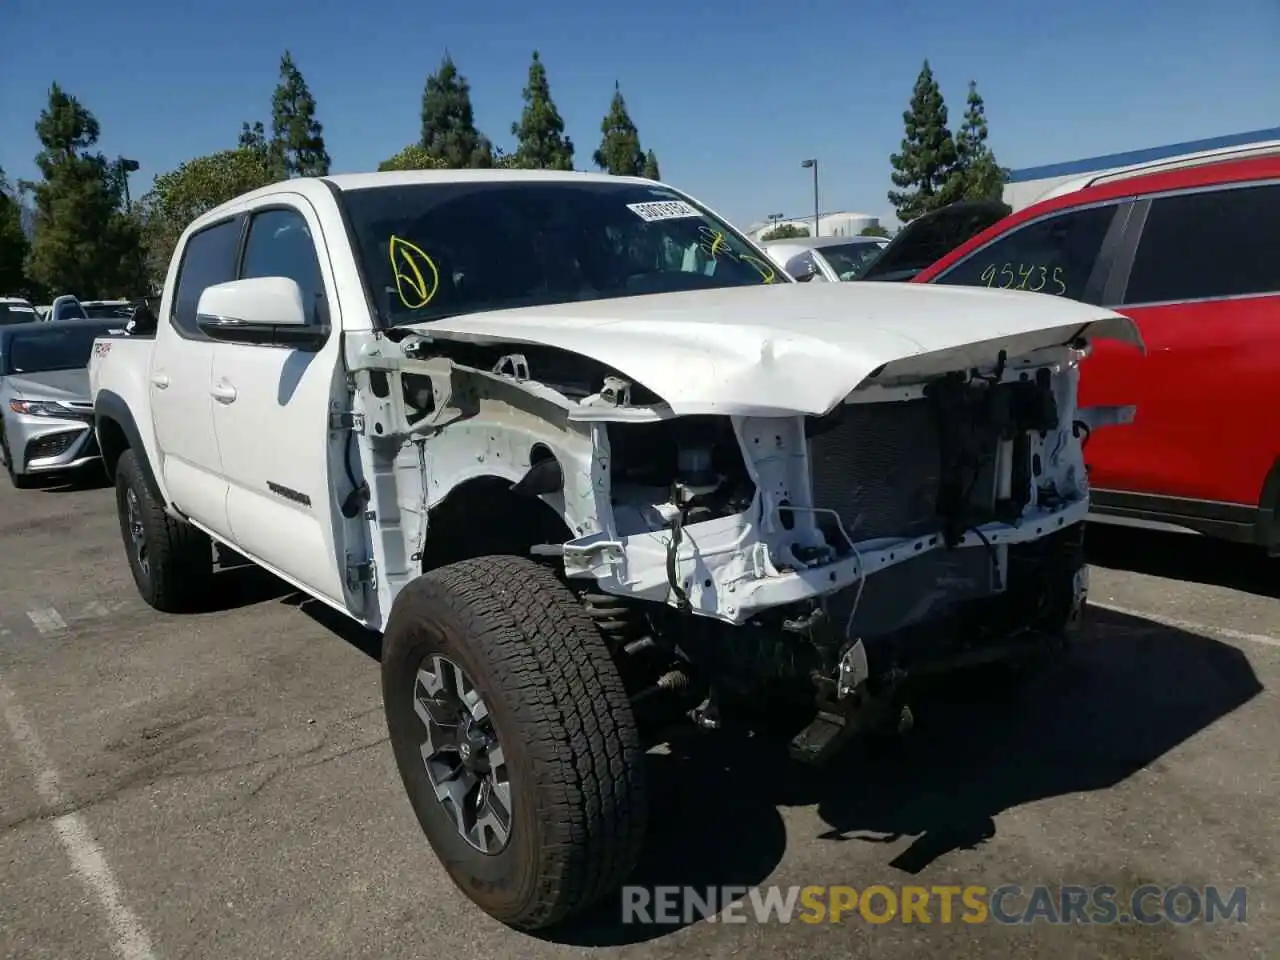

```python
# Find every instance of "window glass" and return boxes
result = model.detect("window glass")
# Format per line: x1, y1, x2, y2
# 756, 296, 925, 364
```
818, 241, 886, 280
240, 208, 326, 323
1124, 184, 1280, 304
933, 204, 1117, 301
338, 181, 785, 327
172, 219, 241, 337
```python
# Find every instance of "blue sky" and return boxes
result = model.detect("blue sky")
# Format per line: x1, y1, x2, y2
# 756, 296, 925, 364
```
3, 0, 1277, 228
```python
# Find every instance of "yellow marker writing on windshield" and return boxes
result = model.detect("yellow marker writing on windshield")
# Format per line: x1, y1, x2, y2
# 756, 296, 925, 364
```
389, 234, 440, 309
739, 255, 777, 284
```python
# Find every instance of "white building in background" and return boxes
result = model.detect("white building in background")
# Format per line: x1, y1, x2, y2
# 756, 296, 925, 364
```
742, 210, 881, 242
1003, 126, 1280, 212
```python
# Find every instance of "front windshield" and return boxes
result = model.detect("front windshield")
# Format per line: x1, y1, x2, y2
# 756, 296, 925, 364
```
819, 242, 887, 280
5, 325, 108, 374
339, 180, 786, 326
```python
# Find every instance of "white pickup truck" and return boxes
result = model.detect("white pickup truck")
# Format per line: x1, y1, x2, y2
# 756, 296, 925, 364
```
88, 169, 1142, 930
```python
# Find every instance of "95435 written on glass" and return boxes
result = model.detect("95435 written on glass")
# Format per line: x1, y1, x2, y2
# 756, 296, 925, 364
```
979, 262, 1068, 296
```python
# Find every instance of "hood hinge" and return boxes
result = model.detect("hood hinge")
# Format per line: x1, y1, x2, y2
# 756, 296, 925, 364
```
346, 557, 376, 593
329, 410, 366, 434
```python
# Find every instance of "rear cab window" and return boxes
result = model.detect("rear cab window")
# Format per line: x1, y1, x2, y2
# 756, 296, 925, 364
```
1123, 182, 1280, 304
932, 204, 1119, 302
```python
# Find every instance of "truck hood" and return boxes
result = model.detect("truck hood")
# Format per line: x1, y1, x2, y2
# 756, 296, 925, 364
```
408, 283, 1144, 417
4, 369, 91, 402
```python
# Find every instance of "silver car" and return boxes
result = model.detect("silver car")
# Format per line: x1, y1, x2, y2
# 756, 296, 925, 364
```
760, 234, 889, 282
0, 319, 121, 488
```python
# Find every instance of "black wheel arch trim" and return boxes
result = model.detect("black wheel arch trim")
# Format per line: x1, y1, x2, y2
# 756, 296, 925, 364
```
94, 390, 165, 503
1257, 457, 1280, 554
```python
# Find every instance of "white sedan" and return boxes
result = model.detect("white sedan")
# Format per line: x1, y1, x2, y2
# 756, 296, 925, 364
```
761, 235, 888, 282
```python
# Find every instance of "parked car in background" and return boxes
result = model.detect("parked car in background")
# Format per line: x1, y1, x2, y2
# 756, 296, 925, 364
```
0, 297, 40, 326
0, 319, 120, 488
905, 150, 1280, 553
81, 299, 137, 320
762, 234, 888, 281
858, 200, 1012, 283
47, 294, 89, 322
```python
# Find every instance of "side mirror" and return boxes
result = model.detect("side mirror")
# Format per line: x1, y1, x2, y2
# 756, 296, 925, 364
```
196, 277, 328, 351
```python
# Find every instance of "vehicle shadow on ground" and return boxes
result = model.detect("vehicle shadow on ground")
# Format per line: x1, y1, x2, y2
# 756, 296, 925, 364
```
191, 547, 301, 613
545, 607, 1263, 946
1085, 523, 1279, 600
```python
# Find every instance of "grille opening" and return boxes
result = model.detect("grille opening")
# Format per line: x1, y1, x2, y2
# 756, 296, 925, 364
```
25, 430, 82, 463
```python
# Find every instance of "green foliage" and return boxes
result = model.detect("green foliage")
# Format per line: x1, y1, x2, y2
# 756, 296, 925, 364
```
23, 83, 146, 298
859, 224, 890, 238
592, 83, 645, 176
641, 149, 660, 180
271, 51, 331, 177
761, 223, 809, 240
377, 144, 449, 172
510, 51, 574, 170
137, 148, 280, 287
888, 60, 959, 222
0, 167, 31, 295
491, 146, 520, 169
238, 120, 287, 179
948, 81, 1007, 202
421, 55, 493, 168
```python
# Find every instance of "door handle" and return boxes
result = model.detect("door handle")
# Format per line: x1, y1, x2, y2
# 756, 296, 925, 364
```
211, 381, 237, 404
151, 373, 170, 389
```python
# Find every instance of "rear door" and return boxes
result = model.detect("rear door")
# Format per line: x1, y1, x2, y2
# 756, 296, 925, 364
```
1082, 180, 1280, 515
149, 216, 243, 538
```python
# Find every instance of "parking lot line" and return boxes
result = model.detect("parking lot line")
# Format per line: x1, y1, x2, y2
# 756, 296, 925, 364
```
0, 671, 158, 960
26, 606, 68, 634
1091, 600, 1280, 649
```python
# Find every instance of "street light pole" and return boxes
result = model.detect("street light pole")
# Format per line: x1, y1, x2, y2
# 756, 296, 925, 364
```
801, 158, 819, 237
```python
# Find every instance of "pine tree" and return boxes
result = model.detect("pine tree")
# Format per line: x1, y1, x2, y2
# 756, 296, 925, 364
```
238, 120, 287, 179
271, 51, 331, 177
24, 84, 144, 297
641, 149, 660, 180
0, 168, 31, 296
888, 60, 959, 222
421, 54, 493, 168
949, 80, 1006, 202
592, 83, 645, 176
511, 51, 574, 170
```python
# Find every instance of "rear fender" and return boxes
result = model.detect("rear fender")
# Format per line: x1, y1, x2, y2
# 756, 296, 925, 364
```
94, 389, 165, 503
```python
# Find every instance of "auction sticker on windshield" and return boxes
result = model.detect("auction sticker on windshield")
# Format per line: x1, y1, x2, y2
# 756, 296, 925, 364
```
626, 200, 701, 222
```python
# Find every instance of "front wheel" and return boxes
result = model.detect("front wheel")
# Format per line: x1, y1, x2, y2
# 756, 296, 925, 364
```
381, 555, 648, 931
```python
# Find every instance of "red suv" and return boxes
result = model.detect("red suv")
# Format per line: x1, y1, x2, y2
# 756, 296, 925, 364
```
863, 151, 1280, 553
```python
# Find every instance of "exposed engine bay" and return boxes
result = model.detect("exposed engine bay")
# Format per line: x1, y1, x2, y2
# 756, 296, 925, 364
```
343, 328, 1132, 762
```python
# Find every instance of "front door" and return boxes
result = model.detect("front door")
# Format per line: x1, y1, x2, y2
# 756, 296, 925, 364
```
150, 215, 243, 539
209, 200, 350, 606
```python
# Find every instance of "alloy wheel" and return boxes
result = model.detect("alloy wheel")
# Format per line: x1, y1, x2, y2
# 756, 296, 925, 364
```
413, 654, 513, 853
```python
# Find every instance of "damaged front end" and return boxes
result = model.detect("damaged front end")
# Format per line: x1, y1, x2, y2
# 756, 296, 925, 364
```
340, 318, 1137, 764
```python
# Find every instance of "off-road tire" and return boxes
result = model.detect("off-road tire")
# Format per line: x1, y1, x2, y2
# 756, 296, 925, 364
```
114, 448, 213, 612
1, 435, 37, 489
381, 554, 648, 931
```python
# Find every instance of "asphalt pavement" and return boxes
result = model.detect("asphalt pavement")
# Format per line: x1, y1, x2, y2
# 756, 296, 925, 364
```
0, 469, 1275, 959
